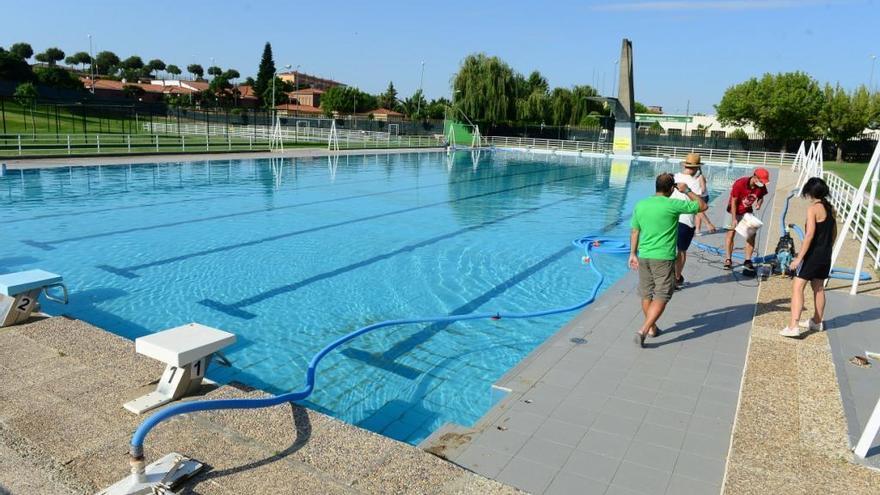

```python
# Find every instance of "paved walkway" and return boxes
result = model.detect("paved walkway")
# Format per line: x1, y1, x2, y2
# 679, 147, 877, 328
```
827, 291, 880, 468
426, 173, 778, 495
0, 317, 518, 495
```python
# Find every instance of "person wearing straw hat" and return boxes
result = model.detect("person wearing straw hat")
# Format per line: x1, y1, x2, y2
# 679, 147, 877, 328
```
723, 168, 770, 271
670, 153, 704, 289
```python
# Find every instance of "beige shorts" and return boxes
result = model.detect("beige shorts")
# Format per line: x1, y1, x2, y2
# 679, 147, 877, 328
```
637, 258, 676, 302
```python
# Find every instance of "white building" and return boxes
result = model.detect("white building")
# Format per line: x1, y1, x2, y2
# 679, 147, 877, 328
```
635, 114, 761, 138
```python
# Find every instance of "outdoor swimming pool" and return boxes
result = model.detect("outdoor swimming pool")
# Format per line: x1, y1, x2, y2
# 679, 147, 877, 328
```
0, 151, 751, 445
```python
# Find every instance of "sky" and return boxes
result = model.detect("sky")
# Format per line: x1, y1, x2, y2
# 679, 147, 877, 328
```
1, 0, 877, 114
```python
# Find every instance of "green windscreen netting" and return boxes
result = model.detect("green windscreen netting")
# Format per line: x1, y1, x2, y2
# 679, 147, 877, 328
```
443, 120, 476, 146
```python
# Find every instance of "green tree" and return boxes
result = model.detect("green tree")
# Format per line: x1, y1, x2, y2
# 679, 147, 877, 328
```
13, 82, 39, 132
35, 47, 65, 66
187, 64, 204, 80
526, 71, 549, 94
818, 84, 871, 162
868, 91, 880, 130
223, 69, 240, 80
65, 51, 91, 71
121, 56, 144, 71
9, 42, 33, 60
378, 81, 399, 110
94, 51, 120, 75
34, 66, 83, 90
452, 53, 518, 123
549, 87, 574, 126
426, 97, 449, 119
320, 86, 377, 116
261, 77, 291, 108
166, 64, 181, 79
147, 59, 166, 77
716, 71, 823, 149
0, 50, 36, 82
254, 42, 276, 107
729, 128, 750, 142
207, 66, 222, 77
401, 89, 427, 119
516, 89, 549, 123
570, 85, 602, 126
244, 76, 255, 86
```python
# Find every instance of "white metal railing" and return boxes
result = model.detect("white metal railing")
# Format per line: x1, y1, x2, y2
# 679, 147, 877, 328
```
484, 135, 612, 154
143, 122, 441, 149
793, 140, 824, 189
825, 170, 880, 270
635, 144, 796, 166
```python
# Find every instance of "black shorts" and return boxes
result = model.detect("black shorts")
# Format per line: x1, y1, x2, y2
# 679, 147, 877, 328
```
677, 223, 696, 251
796, 254, 831, 281
701, 194, 710, 204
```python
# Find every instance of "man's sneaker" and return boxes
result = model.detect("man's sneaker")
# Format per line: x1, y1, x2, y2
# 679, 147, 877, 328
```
674, 276, 685, 290
798, 319, 824, 332
779, 326, 804, 338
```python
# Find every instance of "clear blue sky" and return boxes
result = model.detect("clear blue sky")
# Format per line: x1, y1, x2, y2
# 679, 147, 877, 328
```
2, 0, 877, 113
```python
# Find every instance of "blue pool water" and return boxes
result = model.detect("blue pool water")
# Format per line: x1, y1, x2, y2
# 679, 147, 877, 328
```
1, 151, 750, 445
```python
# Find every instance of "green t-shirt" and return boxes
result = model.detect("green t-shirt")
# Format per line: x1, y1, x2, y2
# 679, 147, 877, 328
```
630, 195, 701, 260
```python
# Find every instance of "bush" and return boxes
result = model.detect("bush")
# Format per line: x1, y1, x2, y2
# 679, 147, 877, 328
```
34, 66, 83, 90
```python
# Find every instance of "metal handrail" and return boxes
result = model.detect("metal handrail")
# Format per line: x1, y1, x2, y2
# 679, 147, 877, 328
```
824, 171, 880, 268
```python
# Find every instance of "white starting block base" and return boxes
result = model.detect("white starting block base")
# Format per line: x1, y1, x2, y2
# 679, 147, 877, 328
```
124, 323, 235, 415
96, 453, 203, 495
854, 349, 880, 459
0, 269, 67, 327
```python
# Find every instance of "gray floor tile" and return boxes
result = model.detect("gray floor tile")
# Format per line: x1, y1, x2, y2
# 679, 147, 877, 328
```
534, 417, 591, 447
562, 449, 622, 484
643, 407, 691, 431
632, 423, 687, 450
652, 391, 698, 414
472, 427, 530, 455
672, 452, 726, 484
541, 367, 587, 389
591, 413, 642, 438
601, 397, 650, 421
665, 474, 720, 495
659, 378, 703, 399
455, 443, 513, 478
496, 456, 559, 495
611, 460, 671, 494
687, 416, 732, 439
491, 410, 547, 437
577, 429, 632, 459
612, 383, 658, 405
546, 471, 609, 495
623, 442, 679, 472
692, 396, 736, 424
697, 385, 740, 406
516, 436, 575, 468
604, 485, 644, 495
681, 431, 730, 460
551, 402, 602, 428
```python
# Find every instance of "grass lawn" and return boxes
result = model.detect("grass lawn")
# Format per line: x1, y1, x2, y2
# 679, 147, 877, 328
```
824, 162, 879, 198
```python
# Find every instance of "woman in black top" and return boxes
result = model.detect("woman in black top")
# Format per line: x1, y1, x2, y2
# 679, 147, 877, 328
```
780, 177, 836, 338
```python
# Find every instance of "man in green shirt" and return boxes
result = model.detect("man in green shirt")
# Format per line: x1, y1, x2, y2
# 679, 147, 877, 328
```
629, 173, 707, 348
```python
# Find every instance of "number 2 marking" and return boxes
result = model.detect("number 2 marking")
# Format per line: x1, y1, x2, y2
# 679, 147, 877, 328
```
16, 297, 31, 312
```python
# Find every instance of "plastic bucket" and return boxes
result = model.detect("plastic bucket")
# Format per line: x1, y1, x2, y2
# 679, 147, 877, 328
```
735, 213, 763, 238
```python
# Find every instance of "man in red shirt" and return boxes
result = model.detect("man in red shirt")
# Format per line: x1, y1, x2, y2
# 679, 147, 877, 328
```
723, 168, 770, 271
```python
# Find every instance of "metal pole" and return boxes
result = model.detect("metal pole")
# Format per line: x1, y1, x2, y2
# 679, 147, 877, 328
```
416, 61, 425, 118
870, 55, 877, 92
851, 158, 879, 294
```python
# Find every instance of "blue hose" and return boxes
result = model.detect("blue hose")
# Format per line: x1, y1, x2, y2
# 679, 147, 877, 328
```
692, 240, 777, 264
129, 235, 629, 457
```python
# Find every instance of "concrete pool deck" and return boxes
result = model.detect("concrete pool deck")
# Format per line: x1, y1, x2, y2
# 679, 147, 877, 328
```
0, 316, 520, 494
423, 179, 773, 495
1, 147, 447, 170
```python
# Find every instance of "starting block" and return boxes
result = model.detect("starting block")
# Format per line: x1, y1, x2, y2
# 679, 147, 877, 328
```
124, 323, 236, 415
0, 269, 68, 327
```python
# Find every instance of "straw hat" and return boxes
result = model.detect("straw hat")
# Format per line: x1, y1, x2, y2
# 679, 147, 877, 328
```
682, 153, 703, 167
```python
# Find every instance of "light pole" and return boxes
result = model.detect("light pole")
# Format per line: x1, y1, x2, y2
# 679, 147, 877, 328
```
612, 59, 619, 97
416, 61, 425, 118
294, 64, 301, 92
272, 64, 292, 121
87, 34, 94, 93
870, 55, 877, 92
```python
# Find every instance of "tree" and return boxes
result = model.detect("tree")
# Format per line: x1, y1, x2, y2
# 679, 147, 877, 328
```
867, 91, 880, 130
35, 47, 65, 66
426, 97, 450, 119
13, 82, 39, 132
0, 50, 36, 82
260, 76, 292, 108
121, 56, 144, 70
526, 71, 549, 94
122, 84, 145, 100
94, 51, 120, 75
320, 86, 377, 116
452, 53, 519, 123
147, 59, 166, 77
187, 64, 204, 80
223, 69, 240, 80
9, 42, 33, 60
716, 71, 823, 148
65, 51, 91, 71
818, 84, 871, 162
166, 64, 181, 79
207, 65, 223, 77
244, 76, 255, 86
378, 81, 399, 110
254, 42, 276, 107
34, 66, 83, 90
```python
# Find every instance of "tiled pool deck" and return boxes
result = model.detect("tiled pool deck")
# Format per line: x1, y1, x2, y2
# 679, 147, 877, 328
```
424, 182, 768, 494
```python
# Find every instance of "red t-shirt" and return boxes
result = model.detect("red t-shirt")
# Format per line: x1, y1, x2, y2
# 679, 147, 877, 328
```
727, 176, 767, 215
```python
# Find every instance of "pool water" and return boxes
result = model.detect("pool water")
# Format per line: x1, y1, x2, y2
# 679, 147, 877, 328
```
0, 151, 749, 445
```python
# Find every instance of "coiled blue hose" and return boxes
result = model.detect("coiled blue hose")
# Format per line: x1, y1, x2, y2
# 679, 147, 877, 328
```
129, 235, 629, 458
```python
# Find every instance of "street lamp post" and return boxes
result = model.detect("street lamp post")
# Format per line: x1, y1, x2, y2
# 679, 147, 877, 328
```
87, 34, 94, 93
416, 61, 425, 119
870, 55, 877, 92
